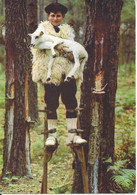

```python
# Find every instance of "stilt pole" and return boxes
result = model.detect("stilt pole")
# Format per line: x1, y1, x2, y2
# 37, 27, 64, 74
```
41, 109, 48, 193
68, 108, 89, 193
39, 108, 58, 193
77, 108, 89, 193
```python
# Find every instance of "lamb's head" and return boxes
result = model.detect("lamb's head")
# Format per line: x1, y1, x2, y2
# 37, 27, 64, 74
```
29, 29, 44, 47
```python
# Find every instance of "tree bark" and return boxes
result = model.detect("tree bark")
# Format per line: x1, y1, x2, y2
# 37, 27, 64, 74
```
39, 0, 44, 22
72, 0, 123, 193
0, 0, 4, 16
3, 0, 33, 177
26, 0, 38, 122
24, 0, 38, 177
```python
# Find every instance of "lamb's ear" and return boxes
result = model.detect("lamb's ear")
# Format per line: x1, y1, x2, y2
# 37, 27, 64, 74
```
39, 31, 44, 36
28, 33, 32, 37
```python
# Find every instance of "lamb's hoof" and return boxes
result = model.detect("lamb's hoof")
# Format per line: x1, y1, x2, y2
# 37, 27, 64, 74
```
67, 77, 71, 81
64, 77, 71, 82
47, 77, 51, 81
66, 76, 74, 82
53, 54, 56, 58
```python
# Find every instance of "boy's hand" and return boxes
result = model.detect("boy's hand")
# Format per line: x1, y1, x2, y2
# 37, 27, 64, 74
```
66, 52, 74, 62
55, 44, 74, 62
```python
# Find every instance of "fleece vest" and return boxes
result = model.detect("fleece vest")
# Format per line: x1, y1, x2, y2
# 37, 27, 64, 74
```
31, 21, 83, 86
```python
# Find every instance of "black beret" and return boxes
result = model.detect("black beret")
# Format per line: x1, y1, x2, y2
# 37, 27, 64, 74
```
45, 2, 68, 15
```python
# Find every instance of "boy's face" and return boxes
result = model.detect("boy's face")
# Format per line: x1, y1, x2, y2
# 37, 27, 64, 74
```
47, 11, 65, 26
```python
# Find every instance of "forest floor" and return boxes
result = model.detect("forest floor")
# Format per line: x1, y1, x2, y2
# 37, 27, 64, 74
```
0, 64, 135, 194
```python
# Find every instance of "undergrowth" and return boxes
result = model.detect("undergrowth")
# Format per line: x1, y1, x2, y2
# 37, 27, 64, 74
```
112, 63, 136, 193
104, 158, 136, 193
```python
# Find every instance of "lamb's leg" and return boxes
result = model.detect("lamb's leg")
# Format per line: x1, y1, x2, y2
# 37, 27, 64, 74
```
51, 40, 64, 58
35, 42, 52, 49
51, 46, 56, 58
65, 55, 80, 81
47, 56, 55, 81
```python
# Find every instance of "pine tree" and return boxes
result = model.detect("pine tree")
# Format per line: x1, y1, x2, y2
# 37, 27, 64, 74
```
72, 0, 123, 193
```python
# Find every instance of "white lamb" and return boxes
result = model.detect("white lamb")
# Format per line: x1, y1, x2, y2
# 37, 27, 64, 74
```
29, 25, 88, 82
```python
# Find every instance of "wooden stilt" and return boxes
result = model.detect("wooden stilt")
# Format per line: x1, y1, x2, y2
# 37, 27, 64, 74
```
40, 107, 89, 193
68, 107, 89, 193
41, 111, 48, 194
40, 108, 58, 194
71, 144, 89, 193
77, 108, 89, 193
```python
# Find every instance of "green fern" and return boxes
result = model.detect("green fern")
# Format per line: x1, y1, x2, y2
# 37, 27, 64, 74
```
107, 159, 129, 173
112, 175, 132, 187
118, 169, 136, 180
103, 157, 112, 164
107, 160, 136, 193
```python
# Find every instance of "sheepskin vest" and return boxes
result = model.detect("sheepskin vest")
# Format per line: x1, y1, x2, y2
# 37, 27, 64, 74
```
31, 21, 82, 86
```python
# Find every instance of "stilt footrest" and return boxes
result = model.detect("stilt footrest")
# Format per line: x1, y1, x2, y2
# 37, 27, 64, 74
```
41, 128, 56, 134
68, 128, 84, 133
45, 140, 58, 163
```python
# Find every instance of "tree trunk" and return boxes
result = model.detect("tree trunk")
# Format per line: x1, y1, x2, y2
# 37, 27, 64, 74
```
39, 0, 44, 22
72, 0, 123, 193
3, 0, 32, 178
26, 0, 38, 122
0, 0, 4, 16
24, 0, 38, 177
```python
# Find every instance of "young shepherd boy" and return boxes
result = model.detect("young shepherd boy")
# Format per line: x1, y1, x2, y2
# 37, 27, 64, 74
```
31, 2, 87, 146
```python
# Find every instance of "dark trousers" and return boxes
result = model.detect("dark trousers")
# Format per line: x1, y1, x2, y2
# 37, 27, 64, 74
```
44, 79, 77, 119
